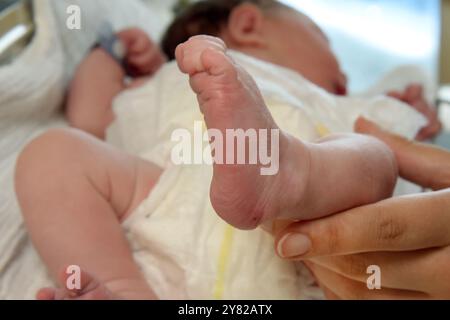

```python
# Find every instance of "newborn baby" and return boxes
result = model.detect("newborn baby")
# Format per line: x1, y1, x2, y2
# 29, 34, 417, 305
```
15, 0, 426, 299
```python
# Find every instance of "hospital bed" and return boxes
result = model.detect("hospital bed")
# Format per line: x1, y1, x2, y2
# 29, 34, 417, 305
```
0, 0, 447, 299
0, 0, 34, 65
0, 0, 176, 299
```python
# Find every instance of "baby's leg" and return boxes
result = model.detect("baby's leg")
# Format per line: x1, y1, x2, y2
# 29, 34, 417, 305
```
176, 36, 397, 230
15, 128, 162, 299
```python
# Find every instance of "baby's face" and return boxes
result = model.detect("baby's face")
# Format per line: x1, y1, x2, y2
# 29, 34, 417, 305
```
262, 9, 347, 95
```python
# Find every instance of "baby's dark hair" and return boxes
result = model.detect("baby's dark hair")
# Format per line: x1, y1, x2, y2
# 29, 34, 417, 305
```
161, 0, 283, 60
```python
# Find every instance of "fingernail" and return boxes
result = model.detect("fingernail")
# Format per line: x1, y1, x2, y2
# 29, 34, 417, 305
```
277, 233, 312, 258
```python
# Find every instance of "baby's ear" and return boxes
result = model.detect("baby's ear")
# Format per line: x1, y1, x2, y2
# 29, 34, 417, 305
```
227, 3, 266, 47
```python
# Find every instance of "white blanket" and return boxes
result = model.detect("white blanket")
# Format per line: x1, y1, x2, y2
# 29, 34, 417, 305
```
0, 0, 172, 300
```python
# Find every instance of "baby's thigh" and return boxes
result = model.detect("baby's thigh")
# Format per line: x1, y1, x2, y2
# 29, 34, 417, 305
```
16, 128, 162, 221
75, 130, 164, 221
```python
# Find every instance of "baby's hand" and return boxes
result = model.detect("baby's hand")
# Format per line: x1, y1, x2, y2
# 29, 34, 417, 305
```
117, 28, 166, 77
387, 84, 442, 141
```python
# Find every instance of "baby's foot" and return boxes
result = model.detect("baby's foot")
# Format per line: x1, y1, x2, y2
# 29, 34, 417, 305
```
176, 36, 312, 230
37, 269, 115, 300
37, 268, 155, 300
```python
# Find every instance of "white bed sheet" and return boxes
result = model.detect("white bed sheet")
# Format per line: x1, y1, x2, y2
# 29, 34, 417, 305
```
0, 0, 173, 299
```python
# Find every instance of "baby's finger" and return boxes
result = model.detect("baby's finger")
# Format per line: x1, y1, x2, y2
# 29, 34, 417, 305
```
416, 120, 443, 142
117, 28, 151, 54
127, 51, 165, 76
129, 48, 163, 69
129, 36, 152, 55
386, 91, 405, 101
405, 84, 423, 102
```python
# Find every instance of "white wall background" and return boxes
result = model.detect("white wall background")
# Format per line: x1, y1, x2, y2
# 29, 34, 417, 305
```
140, 0, 178, 38
282, 0, 441, 94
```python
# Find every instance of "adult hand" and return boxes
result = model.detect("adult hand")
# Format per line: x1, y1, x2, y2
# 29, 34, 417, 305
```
275, 118, 450, 299
387, 84, 442, 141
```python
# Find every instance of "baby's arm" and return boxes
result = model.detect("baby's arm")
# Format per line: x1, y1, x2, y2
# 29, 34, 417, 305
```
66, 48, 125, 139
66, 28, 166, 139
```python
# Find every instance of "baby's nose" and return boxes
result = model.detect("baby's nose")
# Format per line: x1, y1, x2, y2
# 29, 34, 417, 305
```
336, 72, 348, 96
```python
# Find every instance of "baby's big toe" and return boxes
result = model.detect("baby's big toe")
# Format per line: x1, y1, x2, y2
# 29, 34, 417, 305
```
176, 35, 227, 75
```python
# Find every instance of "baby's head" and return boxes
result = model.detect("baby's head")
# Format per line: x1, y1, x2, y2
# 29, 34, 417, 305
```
162, 0, 347, 95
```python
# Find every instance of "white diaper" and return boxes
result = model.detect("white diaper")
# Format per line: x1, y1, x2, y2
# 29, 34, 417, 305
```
108, 50, 427, 300
123, 164, 321, 300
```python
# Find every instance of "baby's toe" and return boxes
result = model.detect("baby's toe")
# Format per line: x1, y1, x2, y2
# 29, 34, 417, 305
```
188, 48, 239, 99
36, 288, 56, 300
201, 47, 237, 78
176, 35, 227, 75
36, 287, 74, 300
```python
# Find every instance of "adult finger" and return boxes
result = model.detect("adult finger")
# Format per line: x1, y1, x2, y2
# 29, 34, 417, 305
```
306, 262, 428, 300
275, 191, 450, 259
320, 284, 341, 300
310, 247, 448, 293
303, 261, 340, 300
355, 117, 450, 190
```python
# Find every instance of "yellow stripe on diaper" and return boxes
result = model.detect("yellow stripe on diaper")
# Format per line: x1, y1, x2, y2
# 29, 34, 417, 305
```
316, 123, 331, 138
211, 124, 329, 300
213, 224, 234, 300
